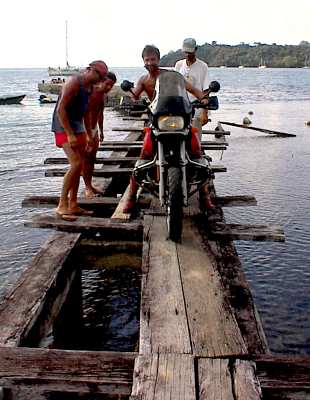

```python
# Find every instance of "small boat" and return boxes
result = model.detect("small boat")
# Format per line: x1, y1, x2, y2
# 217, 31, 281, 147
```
0, 94, 26, 105
39, 95, 57, 104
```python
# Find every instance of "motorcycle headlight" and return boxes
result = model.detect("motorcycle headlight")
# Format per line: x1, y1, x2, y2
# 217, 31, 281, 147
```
158, 116, 184, 131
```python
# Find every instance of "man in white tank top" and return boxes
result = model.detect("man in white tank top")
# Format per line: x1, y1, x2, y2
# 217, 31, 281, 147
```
175, 38, 210, 133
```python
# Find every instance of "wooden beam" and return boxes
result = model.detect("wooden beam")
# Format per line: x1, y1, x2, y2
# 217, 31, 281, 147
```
254, 355, 310, 390
44, 164, 226, 178
22, 196, 119, 208
0, 346, 136, 396
219, 121, 296, 137
24, 214, 143, 239
99, 140, 228, 146
111, 184, 132, 221
211, 222, 285, 242
45, 167, 133, 177
176, 218, 247, 357
131, 353, 195, 399
44, 156, 139, 165
139, 215, 192, 354
0, 233, 80, 346
215, 195, 257, 207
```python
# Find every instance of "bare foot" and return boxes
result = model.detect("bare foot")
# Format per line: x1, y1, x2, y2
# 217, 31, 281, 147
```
85, 188, 99, 199
68, 206, 94, 216
55, 208, 78, 221
92, 185, 104, 195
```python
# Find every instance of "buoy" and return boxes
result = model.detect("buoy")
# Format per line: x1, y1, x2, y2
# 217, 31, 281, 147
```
243, 117, 252, 125
248, 111, 254, 115
305, 121, 310, 126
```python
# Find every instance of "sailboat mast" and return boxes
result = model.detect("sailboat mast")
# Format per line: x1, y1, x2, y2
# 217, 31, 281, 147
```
65, 20, 69, 67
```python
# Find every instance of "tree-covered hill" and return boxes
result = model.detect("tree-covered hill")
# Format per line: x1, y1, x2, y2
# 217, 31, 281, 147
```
159, 41, 310, 68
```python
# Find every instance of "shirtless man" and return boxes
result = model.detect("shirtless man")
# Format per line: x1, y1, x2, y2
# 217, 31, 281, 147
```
122, 45, 209, 212
83, 72, 117, 198
52, 60, 108, 219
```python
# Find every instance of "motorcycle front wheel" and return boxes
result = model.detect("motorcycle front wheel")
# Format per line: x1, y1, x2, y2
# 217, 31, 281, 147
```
167, 167, 183, 242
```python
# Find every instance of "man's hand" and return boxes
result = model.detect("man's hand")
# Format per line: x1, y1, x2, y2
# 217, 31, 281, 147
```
67, 133, 78, 148
99, 131, 104, 143
86, 136, 95, 152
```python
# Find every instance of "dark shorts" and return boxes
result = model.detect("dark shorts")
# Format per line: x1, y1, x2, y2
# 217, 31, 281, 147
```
54, 131, 86, 148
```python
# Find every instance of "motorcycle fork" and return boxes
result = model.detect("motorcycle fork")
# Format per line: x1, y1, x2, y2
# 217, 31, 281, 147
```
157, 141, 188, 207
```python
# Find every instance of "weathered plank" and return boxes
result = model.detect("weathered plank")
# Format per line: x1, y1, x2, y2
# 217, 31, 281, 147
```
111, 184, 132, 221
24, 214, 143, 239
131, 353, 195, 399
198, 358, 234, 400
177, 218, 247, 357
139, 215, 191, 354
44, 164, 226, 178
211, 222, 285, 242
98, 144, 227, 151
44, 156, 139, 165
103, 139, 228, 146
22, 195, 119, 208
254, 355, 310, 389
0, 346, 136, 396
219, 121, 296, 137
234, 359, 262, 399
215, 195, 257, 207
45, 167, 133, 177
0, 233, 80, 346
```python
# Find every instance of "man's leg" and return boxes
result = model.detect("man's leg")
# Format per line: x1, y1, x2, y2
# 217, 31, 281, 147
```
56, 142, 84, 215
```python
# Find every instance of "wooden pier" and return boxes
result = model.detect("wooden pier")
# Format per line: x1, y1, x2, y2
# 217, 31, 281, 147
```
0, 113, 308, 399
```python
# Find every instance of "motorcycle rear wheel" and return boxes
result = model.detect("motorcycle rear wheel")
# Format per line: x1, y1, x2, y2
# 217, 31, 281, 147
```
167, 167, 183, 242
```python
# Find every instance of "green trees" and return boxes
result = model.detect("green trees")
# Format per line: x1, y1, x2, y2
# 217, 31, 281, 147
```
159, 43, 310, 68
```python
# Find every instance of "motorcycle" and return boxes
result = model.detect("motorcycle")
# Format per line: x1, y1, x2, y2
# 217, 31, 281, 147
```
121, 70, 220, 242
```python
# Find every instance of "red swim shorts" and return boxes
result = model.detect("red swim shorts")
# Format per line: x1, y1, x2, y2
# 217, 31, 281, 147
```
54, 132, 87, 148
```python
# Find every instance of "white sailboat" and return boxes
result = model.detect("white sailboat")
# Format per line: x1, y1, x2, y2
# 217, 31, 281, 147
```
48, 21, 83, 76
258, 56, 267, 68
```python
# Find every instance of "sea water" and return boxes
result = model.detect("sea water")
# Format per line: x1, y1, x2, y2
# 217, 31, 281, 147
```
0, 67, 309, 354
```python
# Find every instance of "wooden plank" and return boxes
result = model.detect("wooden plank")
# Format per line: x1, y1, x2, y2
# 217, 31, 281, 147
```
0, 346, 136, 396
44, 156, 139, 164
101, 139, 228, 146
139, 215, 191, 354
198, 358, 234, 400
22, 195, 119, 208
0, 233, 80, 346
219, 121, 296, 137
24, 214, 143, 239
111, 184, 132, 221
234, 359, 262, 399
98, 144, 227, 151
45, 167, 133, 177
254, 355, 310, 389
44, 164, 226, 178
176, 218, 247, 357
211, 222, 285, 242
131, 353, 195, 399
215, 195, 257, 207
22, 195, 150, 210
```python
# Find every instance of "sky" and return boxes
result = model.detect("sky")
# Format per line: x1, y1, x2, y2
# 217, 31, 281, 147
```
1, 0, 309, 68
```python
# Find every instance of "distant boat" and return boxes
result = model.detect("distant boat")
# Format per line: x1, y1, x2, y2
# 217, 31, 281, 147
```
47, 21, 83, 76
0, 94, 26, 105
238, 65, 244, 68
39, 94, 57, 104
220, 65, 226, 68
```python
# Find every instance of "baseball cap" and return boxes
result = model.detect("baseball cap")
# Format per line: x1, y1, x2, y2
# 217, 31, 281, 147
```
182, 38, 197, 53
89, 60, 108, 80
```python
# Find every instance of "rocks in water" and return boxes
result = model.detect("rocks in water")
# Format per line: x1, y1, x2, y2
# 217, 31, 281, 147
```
243, 116, 252, 125
248, 111, 254, 115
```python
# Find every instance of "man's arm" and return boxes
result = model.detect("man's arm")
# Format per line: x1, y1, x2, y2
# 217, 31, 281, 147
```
130, 75, 147, 100
98, 101, 104, 142
185, 80, 205, 102
57, 77, 80, 146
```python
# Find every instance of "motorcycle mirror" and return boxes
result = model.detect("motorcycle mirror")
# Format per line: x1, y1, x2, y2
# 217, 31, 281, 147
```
208, 81, 220, 93
120, 80, 135, 92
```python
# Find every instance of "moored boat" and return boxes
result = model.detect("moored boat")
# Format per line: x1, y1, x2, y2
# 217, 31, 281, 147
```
0, 94, 26, 105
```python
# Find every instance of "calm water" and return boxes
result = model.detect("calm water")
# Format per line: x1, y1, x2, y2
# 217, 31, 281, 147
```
0, 67, 309, 354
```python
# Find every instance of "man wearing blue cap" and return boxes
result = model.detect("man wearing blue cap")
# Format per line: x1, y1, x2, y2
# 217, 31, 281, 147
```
175, 38, 210, 133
